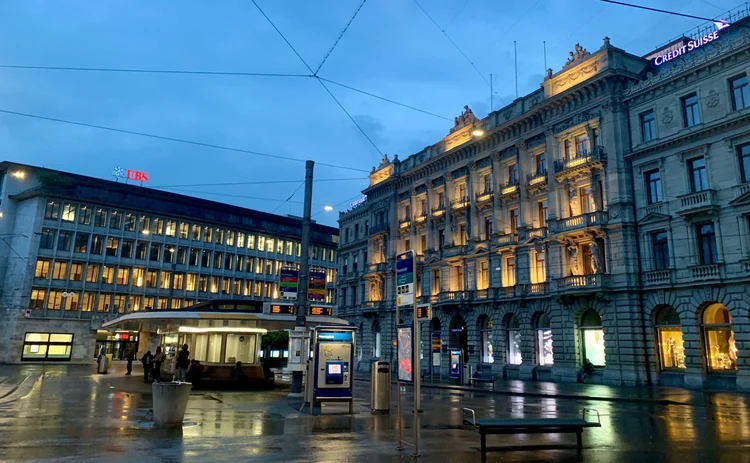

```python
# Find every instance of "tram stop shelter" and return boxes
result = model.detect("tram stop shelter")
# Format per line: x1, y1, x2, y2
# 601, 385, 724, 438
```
101, 299, 349, 386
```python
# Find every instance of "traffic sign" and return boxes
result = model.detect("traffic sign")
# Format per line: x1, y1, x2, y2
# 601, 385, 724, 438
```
396, 251, 415, 307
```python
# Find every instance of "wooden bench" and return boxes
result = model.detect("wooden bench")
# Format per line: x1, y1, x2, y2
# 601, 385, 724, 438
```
462, 407, 601, 457
470, 365, 496, 390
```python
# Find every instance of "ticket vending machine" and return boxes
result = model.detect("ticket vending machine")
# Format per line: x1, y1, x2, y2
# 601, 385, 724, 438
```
302, 325, 355, 414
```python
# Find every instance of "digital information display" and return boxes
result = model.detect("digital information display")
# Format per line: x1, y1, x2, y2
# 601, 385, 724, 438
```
328, 364, 342, 374
310, 306, 333, 316
397, 324, 413, 383
271, 304, 295, 315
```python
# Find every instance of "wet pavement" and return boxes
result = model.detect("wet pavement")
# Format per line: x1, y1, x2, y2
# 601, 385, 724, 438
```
0, 364, 749, 462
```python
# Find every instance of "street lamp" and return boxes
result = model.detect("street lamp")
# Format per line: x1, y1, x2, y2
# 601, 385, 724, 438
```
472, 128, 485, 137
324, 205, 333, 212
11, 171, 26, 179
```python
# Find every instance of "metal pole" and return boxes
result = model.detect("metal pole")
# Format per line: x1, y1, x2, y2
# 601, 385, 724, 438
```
543, 40, 547, 71
412, 313, 421, 458
396, 301, 403, 450
514, 40, 518, 99
291, 160, 314, 396
490, 73, 493, 112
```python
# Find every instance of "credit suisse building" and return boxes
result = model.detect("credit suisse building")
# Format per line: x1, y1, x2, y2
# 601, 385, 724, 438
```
0, 163, 339, 363
338, 12, 750, 390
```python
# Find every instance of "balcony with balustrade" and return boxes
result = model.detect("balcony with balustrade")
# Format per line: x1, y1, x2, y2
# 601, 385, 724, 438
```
520, 227, 548, 241
554, 146, 605, 178
475, 189, 494, 206
676, 189, 718, 216
526, 282, 548, 295
398, 217, 411, 230
548, 211, 608, 235
450, 196, 469, 211
526, 170, 547, 191
499, 178, 519, 198
369, 221, 390, 236
414, 212, 427, 224
554, 274, 609, 292
363, 262, 388, 276
644, 269, 673, 286
495, 233, 518, 248
688, 263, 724, 281
431, 203, 446, 218
363, 300, 386, 313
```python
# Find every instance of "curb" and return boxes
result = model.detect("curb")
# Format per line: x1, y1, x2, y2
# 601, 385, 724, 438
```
353, 377, 696, 406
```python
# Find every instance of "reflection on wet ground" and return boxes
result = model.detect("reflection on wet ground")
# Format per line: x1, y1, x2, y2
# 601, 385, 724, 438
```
0, 364, 749, 462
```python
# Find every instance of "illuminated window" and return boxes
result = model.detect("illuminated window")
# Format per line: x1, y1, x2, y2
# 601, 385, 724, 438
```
215, 228, 224, 245
237, 232, 245, 248
479, 316, 494, 363
254, 281, 262, 297
97, 293, 111, 312
186, 274, 197, 291
125, 213, 136, 231
129, 295, 142, 312
151, 218, 164, 236
160, 271, 172, 289
191, 224, 201, 241
247, 234, 255, 250
139, 216, 150, 234
533, 251, 546, 284
702, 303, 737, 371
102, 265, 115, 284
30, 288, 46, 309
286, 240, 294, 255
536, 313, 553, 366
575, 134, 589, 156
85, 264, 100, 283
477, 260, 488, 290
199, 275, 208, 292
224, 254, 233, 270
113, 295, 126, 313
655, 306, 685, 370
246, 257, 254, 273
256, 258, 264, 274
116, 267, 129, 285
203, 226, 213, 243
213, 252, 223, 269
69, 262, 83, 281
61, 203, 76, 222
179, 222, 189, 239
146, 270, 157, 288
66, 293, 79, 310
210, 276, 219, 293
505, 315, 521, 365
133, 268, 145, 287
258, 236, 266, 251
226, 230, 235, 246
173, 273, 184, 290
509, 209, 519, 234
52, 261, 68, 280
166, 220, 177, 237
504, 257, 516, 287
22, 333, 73, 361
106, 237, 119, 257
144, 296, 156, 310
81, 293, 94, 312
580, 309, 605, 367
35, 259, 51, 279
233, 278, 241, 295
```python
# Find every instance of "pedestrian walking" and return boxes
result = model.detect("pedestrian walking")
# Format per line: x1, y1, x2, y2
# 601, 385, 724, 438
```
153, 346, 165, 382
126, 351, 135, 375
176, 344, 190, 382
141, 350, 154, 382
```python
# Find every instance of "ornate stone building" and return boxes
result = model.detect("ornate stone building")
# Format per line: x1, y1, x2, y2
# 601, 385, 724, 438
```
338, 12, 750, 390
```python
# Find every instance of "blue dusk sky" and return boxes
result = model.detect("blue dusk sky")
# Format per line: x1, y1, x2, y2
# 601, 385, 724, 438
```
0, 0, 736, 226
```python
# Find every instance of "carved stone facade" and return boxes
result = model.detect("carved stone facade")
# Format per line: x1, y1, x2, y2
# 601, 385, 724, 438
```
338, 17, 750, 390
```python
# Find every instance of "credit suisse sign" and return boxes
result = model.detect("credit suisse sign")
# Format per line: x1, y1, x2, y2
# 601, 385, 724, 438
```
113, 166, 149, 183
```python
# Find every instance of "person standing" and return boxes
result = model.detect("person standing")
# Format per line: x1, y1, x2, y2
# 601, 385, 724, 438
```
153, 346, 164, 382
140, 350, 154, 382
126, 351, 135, 375
176, 344, 190, 382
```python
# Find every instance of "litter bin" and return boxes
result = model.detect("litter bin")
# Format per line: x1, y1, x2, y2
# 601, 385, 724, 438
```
370, 361, 391, 414
152, 382, 192, 427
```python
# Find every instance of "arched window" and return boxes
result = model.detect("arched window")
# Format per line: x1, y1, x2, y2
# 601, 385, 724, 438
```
535, 313, 553, 366
655, 306, 685, 370
505, 314, 522, 365
702, 304, 737, 371
372, 320, 381, 359
478, 316, 494, 363
580, 309, 605, 367
449, 315, 468, 361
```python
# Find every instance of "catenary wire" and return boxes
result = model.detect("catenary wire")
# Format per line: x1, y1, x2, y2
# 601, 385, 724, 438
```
149, 178, 367, 189
314, 0, 368, 75
0, 108, 371, 173
472, 0, 546, 64
317, 78, 452, 121
270, 181, 305, 213
0, 64, 312, 78
251, 0, 383, 156
600, 0, 748, 30
444, 0, 473, 30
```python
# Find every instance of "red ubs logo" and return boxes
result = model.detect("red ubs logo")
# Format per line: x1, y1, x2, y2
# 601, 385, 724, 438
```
113, 166, 149, 183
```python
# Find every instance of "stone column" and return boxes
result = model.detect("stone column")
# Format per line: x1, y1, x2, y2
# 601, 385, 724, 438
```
713, 213, 724, 263
491, 152, 503, 234
468, 162, 479, 240
516, 142, 530, 228
667, 226, 677, 269
545, 130, 561, 220
685, 221, 697, 266
425, 181, 433, 250
445, 173, 454, 246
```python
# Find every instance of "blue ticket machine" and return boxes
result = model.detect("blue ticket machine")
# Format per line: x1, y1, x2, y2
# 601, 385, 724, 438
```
449, 348, 463, 383
304, 325, 355, 414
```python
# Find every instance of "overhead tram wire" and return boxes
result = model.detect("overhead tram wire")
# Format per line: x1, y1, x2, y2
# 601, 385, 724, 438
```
149, 177, 366, 189
251, 0, 384, 156
270, 181, 306, 214
0, 108, 370, 173
444, 0, 473, 30
472, 0, 545, 64
0, 64, 312, 78
314, 0, 368, 75
600, 0, 743, 29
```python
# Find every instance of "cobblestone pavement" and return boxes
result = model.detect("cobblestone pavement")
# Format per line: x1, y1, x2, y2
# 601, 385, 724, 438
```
0, 364, 749, 462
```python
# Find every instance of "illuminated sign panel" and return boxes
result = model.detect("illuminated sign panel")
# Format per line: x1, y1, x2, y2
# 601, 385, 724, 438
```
113, 166, 149, 183
271, 304, 295, 315
653, 31, 719, 66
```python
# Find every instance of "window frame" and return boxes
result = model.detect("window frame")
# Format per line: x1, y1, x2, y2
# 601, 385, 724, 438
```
644, 169, 663, 204
640, 109, 656, 142
682, 93, 700, 127
21, 332, 74, 361
730, 74, 749, 111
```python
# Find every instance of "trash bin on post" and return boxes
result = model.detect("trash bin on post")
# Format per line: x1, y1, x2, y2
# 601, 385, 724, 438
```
371, 361, 391, 414
152, 382, 192, 427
